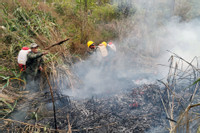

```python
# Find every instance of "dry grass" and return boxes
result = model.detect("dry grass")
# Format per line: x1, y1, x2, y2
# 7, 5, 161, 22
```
158, 53, 200, 133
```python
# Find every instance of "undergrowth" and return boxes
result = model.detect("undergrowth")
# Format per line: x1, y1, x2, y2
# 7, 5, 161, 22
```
0, 0, 124, 119
0, 0, 124, 78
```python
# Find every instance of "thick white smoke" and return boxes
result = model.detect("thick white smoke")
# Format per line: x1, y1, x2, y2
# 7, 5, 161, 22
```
159, 18, 200, 60
61, 0, 200, 98
113, 0, 200, 76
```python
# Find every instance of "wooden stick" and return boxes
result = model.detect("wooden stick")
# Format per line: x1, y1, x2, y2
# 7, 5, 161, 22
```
44, 38, 70, 50
44, 67, 58, 130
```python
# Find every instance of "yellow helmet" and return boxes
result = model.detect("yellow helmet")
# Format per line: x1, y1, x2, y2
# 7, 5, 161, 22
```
87, 41, 94, 47
101, 41, 107, 47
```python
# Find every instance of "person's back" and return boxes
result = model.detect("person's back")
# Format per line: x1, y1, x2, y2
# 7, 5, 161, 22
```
98, 42, 108, 58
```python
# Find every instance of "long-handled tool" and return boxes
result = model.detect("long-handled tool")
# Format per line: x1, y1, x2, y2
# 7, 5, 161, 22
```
44, 38, 70, 50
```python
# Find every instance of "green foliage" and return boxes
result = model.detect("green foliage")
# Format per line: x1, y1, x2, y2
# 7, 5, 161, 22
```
0, 0, 127, 75
184, 78, 200, 90
101, 29, 117, 40
1, 1, 58, 46
0, 0, 124, 79
90, 4, 118, 23
54, 3, 66, 15
44, 52, 59, 63
0, 66, 24, 89
116, 2, 136, 18
0, 75, 10, 89
1, 0, 64, 73
197, 126, 200, 133
32, 111, 38, 121
52, 1, 120, 45
192, 78, 200, 86
0, 98, 17, 118
0, 0, 122, 120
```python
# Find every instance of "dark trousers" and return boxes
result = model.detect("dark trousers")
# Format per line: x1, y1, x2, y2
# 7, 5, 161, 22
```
25, 72, 42, 93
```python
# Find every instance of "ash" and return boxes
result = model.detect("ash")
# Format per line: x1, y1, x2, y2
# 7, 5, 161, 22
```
49, 84, 168, 133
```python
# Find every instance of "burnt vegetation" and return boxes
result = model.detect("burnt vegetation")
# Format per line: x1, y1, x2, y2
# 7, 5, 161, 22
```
0, 0, 200, 133
0, 54, 199, 132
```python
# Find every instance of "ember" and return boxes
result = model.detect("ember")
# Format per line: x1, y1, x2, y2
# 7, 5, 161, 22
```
129, 102, 139, 108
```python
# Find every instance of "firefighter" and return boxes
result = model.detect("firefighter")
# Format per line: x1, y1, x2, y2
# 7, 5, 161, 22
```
98, 41, 108, 57
107, 42, 116, 52
25, 43, 48, 81
87, 41, 109, 57
107, 42, 117, 58
87, 41, 97, 55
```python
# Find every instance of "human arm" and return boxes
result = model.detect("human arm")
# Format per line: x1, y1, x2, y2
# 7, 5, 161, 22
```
27, 51, 48, 59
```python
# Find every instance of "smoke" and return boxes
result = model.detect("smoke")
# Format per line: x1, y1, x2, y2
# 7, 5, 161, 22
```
61, 0, 200, 98
114, 0, 200, 75
159, 18, 200, 60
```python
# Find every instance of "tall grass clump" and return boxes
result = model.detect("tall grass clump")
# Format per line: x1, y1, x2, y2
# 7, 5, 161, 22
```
0, 0, 68, 77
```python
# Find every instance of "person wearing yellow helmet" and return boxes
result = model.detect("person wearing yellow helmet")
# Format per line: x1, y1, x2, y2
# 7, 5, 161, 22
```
86, 41, 109, 58
87, 41, 97, 55
87, 41, 94, 48
101, 41, 107, 47
98, 41, 108, 57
